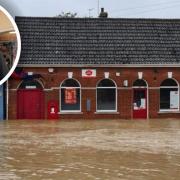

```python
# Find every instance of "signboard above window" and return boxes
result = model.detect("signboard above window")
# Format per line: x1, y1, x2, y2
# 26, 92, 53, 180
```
82, 69, 96, 78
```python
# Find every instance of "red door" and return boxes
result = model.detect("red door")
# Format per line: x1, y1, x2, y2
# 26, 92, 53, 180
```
133, 89, 147, 119
17, 89, 44, 119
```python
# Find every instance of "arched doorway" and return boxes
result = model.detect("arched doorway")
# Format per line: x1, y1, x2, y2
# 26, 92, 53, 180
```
17, 80, 44, 119
133, 79, 148, 119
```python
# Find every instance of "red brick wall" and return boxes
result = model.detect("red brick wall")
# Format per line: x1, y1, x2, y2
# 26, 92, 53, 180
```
8, 67, 180, 119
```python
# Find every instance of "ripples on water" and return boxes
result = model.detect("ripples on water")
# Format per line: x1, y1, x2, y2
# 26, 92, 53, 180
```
0, 119, 180, 180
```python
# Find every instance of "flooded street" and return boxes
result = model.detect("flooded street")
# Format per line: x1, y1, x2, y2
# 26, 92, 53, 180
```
0, 119, 180, 180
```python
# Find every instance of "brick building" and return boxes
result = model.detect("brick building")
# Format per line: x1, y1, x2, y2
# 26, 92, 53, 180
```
8, 16, 180, 120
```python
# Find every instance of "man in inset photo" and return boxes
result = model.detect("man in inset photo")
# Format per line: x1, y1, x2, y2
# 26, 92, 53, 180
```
0, 7, 19, 81
0, 52, 8, 80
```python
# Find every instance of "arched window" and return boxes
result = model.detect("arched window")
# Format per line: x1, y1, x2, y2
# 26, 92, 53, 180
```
133, 79, 147, 87
60, 79, 81, 112
160, 78, 179, 111
96, 79, 117, 112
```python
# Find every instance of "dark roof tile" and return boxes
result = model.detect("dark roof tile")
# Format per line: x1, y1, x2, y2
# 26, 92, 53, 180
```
15, 17, 180, 65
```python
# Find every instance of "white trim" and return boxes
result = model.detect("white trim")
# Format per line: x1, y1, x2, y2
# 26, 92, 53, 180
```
159, 109, 179, 112
95, 111, 119, 114
61, 87, 80, 89
95, 110, 118, 113
59, 111, 82, 114
158, 111, 180, 114
160, 86, 178, 88
60, 78, 81, 112
133, 86, 147, 89
96, 78, 117, 112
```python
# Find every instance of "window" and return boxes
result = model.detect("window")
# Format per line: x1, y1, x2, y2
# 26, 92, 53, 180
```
60, 79, 81, 112
96, 79, 117, 112
133, 79, 147, 87
160, 79, 179, 111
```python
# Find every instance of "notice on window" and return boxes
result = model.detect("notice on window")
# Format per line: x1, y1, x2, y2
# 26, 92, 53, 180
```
140, 99, 146, 109
170, 91, 179, 109
65, 88, 77, 104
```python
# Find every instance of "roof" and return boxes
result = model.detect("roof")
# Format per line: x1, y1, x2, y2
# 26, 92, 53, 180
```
15, 16, 180, 67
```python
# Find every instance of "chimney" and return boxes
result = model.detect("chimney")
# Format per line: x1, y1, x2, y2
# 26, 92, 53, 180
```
99, 8, 108, 18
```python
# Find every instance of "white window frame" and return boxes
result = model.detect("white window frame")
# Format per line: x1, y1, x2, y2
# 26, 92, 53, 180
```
60, 78, 81, 113
159, 79, 179, 112
96, 79, 117, 113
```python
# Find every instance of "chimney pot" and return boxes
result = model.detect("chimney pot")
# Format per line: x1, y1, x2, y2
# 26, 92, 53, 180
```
99, 7, 108, 18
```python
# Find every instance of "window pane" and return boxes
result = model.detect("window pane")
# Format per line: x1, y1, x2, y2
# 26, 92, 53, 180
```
97, 79, 115, 87
61, 79, 80, 87
161, 79, 178, 86
133, 79, 147, 87
97, 88, 116, 110
134, 90, 146, 108
160, 88, 178, 109
61, 88, 80, 111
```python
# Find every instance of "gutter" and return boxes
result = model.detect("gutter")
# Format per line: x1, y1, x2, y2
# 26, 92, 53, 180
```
17, 64, 180, 68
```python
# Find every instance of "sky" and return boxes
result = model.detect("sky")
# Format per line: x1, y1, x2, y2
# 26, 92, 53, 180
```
1, 0, 180, 18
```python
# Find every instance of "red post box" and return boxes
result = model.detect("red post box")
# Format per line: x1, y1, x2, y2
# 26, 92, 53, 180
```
47, 100, 59, 120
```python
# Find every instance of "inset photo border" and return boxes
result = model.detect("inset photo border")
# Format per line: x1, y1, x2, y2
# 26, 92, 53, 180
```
0, 5, 21, 85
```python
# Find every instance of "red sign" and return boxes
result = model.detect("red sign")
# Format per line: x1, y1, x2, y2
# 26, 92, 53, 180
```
82, 69, 96, 78
65, 88, 77, 104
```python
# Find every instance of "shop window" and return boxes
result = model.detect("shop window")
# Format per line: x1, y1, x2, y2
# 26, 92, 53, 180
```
60, 79, 81, 112
160, 79, 179, 111
96, 79, 117, 112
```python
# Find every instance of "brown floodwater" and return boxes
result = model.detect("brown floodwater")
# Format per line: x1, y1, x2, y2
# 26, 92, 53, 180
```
0, 119, 180, 180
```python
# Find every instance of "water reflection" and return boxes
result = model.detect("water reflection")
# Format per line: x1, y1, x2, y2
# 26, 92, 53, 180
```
0, 119, 180, 179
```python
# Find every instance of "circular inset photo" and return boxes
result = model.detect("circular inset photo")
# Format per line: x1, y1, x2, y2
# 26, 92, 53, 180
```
0, 5, 21, 85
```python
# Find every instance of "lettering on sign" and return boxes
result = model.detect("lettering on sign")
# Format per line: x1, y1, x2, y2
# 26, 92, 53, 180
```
25, 86, 37, 89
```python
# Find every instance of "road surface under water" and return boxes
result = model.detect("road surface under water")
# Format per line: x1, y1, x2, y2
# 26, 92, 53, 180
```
0, 119, 180, 180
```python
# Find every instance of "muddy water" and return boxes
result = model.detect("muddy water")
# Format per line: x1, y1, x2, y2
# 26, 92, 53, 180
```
0, 119, 180, 180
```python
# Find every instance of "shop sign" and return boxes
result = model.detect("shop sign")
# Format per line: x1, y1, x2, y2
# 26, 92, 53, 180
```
65, 88, 77, 104
25, 86, 37, 89
170, 91, 179, 109
82, 69, 96, 78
